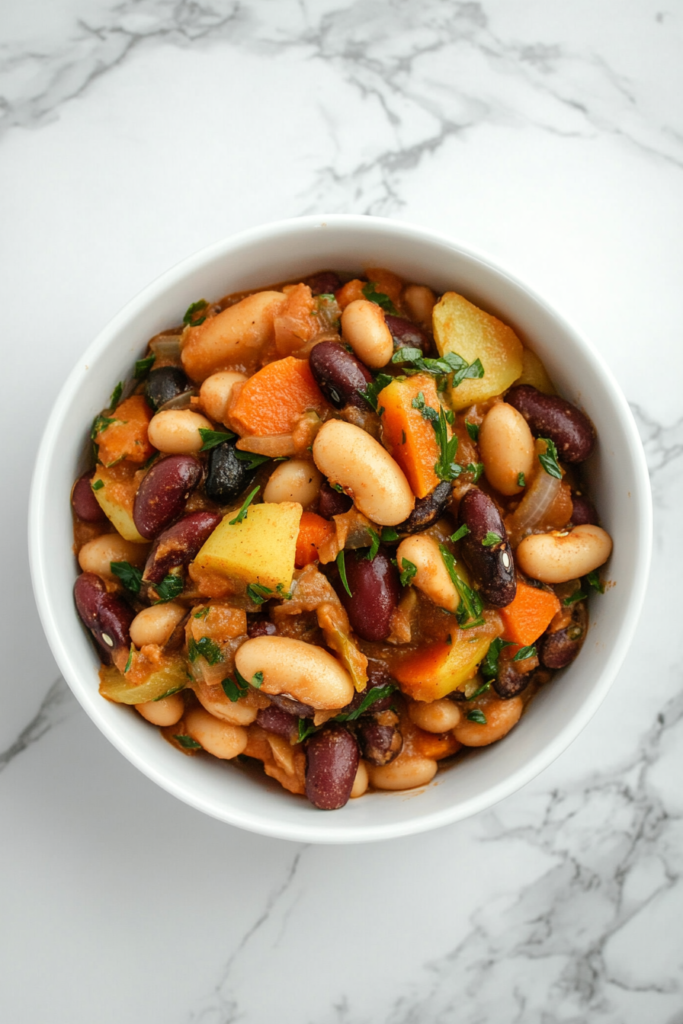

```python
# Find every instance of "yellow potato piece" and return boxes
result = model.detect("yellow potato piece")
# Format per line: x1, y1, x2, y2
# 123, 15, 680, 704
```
193, 501, 302, 591
92, 466, 147, 543
513, 348, 556, 395
433, 292, 524, 411
99, 657, 188, 704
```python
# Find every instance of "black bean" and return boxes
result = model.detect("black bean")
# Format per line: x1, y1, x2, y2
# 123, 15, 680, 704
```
384, 315, 432, 357
458, 488, 516, 607
145, 366, 193, 412
257, 705, 299, 740
538, 602, 587, 669
204, 439, 257, 504
268, 693, 315, 718
493, 662, 533, 699
306, 271, 343, 296
142, 510, 222, 584
305, 724, 359, 809
247, 618, 278, 639
71, 472, 106, 523
506, 385, 596, 463
331, 547, 400, 642
309, 341, 373, 410
74, 572, 134, 663
355, 717, 403, 765
397, 481, 451, 534
570, 493, 598, 526
318, 479, 353, 519
133, 455, 202, 539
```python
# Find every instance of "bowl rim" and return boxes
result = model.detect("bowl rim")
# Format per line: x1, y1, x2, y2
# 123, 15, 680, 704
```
28, 214, 652, 843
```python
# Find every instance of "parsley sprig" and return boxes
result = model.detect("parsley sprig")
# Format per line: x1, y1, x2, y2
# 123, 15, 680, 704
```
358, 372, 394, 412
480, 637, 513, 679
439, 545, 484, 628
538, 437, 562, 479
336, 550, 352, 598
153, 574, 184, 603
188, 637, 223, 665
482, 532, 502, 547
135, 354, 156, 379
362, 282, 397, 314
399, 557, 417, 587
229, 486, 260, 525
199, 428, 235, 451
513, 645, 537, 661
183, 299, 208, 326
110, 561, 142, 594
392, 348, 484, 391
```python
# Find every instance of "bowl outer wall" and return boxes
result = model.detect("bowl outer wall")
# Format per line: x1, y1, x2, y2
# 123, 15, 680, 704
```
29, 215, 652, 844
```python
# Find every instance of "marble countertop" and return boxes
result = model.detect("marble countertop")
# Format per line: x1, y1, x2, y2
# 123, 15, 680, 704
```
2, 2, 682, 1021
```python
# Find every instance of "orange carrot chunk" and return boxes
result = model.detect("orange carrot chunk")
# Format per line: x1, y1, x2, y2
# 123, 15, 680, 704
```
95, 395, 154, 466
295, 511, 336, 568
335, 279, 366, 309
499, 580, 561, 647
378, 375, 444, 499
228, 356, 330, 437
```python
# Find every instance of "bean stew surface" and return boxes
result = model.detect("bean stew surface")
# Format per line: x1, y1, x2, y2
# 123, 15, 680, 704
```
71, 268, 612, 810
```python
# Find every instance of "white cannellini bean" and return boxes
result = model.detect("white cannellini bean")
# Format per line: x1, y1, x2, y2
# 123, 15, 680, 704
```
129, 602, 186, 648
135, 693, 185, 727
262, 459, 322, 508
194, 685, 259, 726
147, 409, 213, 454
181, 291, 286, 382
312, 419, 414, 526
479, 402, 535, 496
367, 755, 438, 791
78, 534, 148, 579
235, 636, 354, 710
199, 371, 247, 423
408, 698, 462, 733
453, 697, 523, 746
184, 707, 248, 759
396, 535, 460, 613
341, 299, 394, 368
515, 524, 613, 584
402, 284, 436, 326
350, 760, 369, 798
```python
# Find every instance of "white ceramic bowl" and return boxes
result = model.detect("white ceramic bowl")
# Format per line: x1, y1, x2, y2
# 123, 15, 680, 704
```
29, 215, 651, 843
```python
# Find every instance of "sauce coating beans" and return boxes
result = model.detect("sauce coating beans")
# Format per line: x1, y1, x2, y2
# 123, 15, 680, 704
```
73, 264, 613, 812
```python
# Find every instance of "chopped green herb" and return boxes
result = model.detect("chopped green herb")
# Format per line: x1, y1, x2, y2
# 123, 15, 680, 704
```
331, 482, 345, 493
513, 645, 537, 661
91, 479, 104, 492
109, 382, 123, 408
234, 450, 272, 470
358, 372, 394, 412
365, 527, 381, 561
153, 574, 184, 603
246, 582, 273, 605
199, 428, 235, 451
466, 462, 484, 482
334, 684, 396, 722
451, 357, 484, 389
188, 637, 223, 665
174, 734, 202, 749
433, 406, 462, 482
465, 420, 480, 442
194, 606, 211, 620
381, 527, 399, 543
481, 637, 514, 679
152, 684, 186, 702
90, 414, 117, 440
411, 391, 439, 423
251, 671, 264, 689
439, 545, 484, 627
143, 451, 160, 470
234, 667, 251, 690
482, 532, 502, 547
450, 524, 470, 544
229, 486, 260, 525
110, 561, 142, 594
134, 354, 156, 379
362, 282, 397, 314
183, 299, 208, 326
467, 680, 491, 701
466, 709, 487, 724
538, 437, 562, 479
297, 719, 319, 743
336, 549, 352, 598
124, 644, 134, 674
392, 346, 424, 364
563, 590, 586, 606
585, 570, 605, 594
517, 472, 526, 488
221, 676, 248, 702
399, 557, 417, 587
392, 348, 483, 393
276, 583, 293, 600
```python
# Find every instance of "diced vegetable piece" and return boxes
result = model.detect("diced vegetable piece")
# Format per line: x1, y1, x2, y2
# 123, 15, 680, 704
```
364, 267, 404, 309
392, 612, 502, 702
433, 292, 523, 411
513, 348, 556, 395
95, 395, 154, 466
228, 356, 330, 437
411, 727, 461, 760
99, 656, 188, 704
378, 375, 443, 499
193, 502, 303, 591
295, 511, 336, 568
91, 462, 147, 543
498, 580, 560, 647
335, 279, 365, 309
274, 284, 319, 357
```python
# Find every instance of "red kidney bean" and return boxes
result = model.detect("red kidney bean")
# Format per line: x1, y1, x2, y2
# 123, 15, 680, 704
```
268, 692, 315, 718
570, 493, 598, 526
493, 661, 534, 699
256, 705, 299, 740
355, 717, 403, 765
306, 271, 343, 295
247, 617, 278, 639
384, 314, 432, 357
538, 601, 587, 669
309, 340, 373, 410
145, 366, 192, 412
318, 479, 353, 519
505, 385, 596, 463
458, 487, 516, 607
133, 455, 202, 539
305, 723, 359, 809
142, 510, 222, 583
332, 547, 400, 642
71, 471, 106, 523
205, 439, 257, 504
74, 572, 134, 663
397, 481, 451, 534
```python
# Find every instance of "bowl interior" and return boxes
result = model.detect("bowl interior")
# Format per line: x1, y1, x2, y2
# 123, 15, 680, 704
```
29, 216, 651, 843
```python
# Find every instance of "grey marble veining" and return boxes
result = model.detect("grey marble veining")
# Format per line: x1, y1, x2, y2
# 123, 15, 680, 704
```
1, 1, 681, 1022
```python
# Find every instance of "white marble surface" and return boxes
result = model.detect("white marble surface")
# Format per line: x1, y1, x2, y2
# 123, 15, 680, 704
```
2, 2, 682, 1020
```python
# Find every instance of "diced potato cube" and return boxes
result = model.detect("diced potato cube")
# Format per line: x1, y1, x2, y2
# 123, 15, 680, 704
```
433, 292, 524, 411
92, 463, 147, 543
99, 656, 188, 704
193, 502, 303, 591
513, 348, 556, 395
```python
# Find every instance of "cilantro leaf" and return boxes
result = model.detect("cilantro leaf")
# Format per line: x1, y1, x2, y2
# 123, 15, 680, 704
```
585, 570, 605, 593
466, 709, 487, 724
234, 451, 273, 470
380, 527, 399, 543
451, 357, 484, 389
174, 734, 202, 749
91, 479, 104, 491
297, 719, 319, 743
399, 557, 417, 587
109, 382, 123, 408
234, 667, 251, 689
411, 391, 439, 423
465, 420, 480, 442
513, 645, 537, 661
183, 299, 208, 326
517, 472, 526, 488
538, 437, 562, 479
335, 684, 396, 722
221, 677, 247, 702
432, 406, 461, 482
199, 428, 235, 451
482, 532, 502, 547
229, 486, 260, 525
450, 524, 470, 543
90, 414, 117, 441
336, 549, 352, 598
466, 462, 484, 482
365, 527, 381, 561
563, 590, 586, 606
194, 607, 211, 620
110, 561, 143, 594
362, 282, 397, 314
135, 354, 156, 379
153, 574, 184, 603
246, 583, 273, 605
251, 671, 264, 689
358, 372, 394, 412
392, 346, 424, 364
188, 637, 223, 665
439, 545, 483, 626
480, 637, 513, 679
